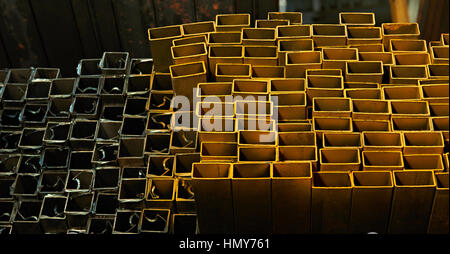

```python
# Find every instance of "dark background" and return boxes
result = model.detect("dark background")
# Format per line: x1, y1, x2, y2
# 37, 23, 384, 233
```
0, 0, 447, 77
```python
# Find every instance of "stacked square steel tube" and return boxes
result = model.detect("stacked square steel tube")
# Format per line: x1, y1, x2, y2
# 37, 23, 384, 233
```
0, 11, 448, 234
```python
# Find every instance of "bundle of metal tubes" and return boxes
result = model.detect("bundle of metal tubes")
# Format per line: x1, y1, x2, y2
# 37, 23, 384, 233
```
0, 11, 448, 234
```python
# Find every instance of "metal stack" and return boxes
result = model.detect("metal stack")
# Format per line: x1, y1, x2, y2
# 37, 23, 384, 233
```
0, 11, 448, 234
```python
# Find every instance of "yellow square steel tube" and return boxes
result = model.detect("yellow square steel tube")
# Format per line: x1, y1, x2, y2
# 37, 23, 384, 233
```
306, 68, 342, 77
243, 46, 278, 66
171, 42, 208, 66
276, 25, 311, 39
353, 119, 392, 132
285, 51, 322, 78
431, 46, 449, 64
312, 24, 347, 47
382, 85, 422, 101
272, 162, 312, 234
390, 100, 430, 117
232, 79, 269, 98
402, 131, 444, 154
238, 130, 277, 146
429, 103, 449, 117
349, 43, 384, 52
391, 116, 433, 132
431, 117, 449, 143
235, 100, 273, 118
381, 23, 420, 50
312, 116, 353, 134
319, 147, 361, 171
208, 45, 244, 80
389, 65, 428, 84
344, 81, 380, 89
181, 21, 215, 36
251, 66, 285, 79
278, 131, 316, 146
278, 146, 318, 170
277, 38, 314, 66
196, 101, 235, 118
207, 31, 242, 46
428, 172, 449, 234
215, 13, 250, 32
238, 145, 277, 162
191, 163, 234, 233
345, 61, 384, 83
403, 154, 444, 172
215, 63, 251, 82
346, 26, 382, 45
389, 170, 436, 234
312, 97, 352, 117
172, 34, 207, 47
322, 132, 362, 150
420, 84, 449, 103
197, 116, 235, 133
197, 82, 233, 102
231, 162, 272, 234
235, 117, 276, 131
389, 39, 427, 53
200, 142, 237, 162
427, 64, 449, 79
276, 105, 308, 121
350, 171, 393, 233
256, 19, 290, 29
169, 61, 207, 101
322, 47, 358, 72
198, 131, 236, 144
358, 52, 395, 65
393, 52, 430, 65
242, 28, 276, 46
311, 171, 352, 233
148, 25, 183, 73
339, 12, 375, 26
270, 78, 305, 93
352, 99, 391, 120
362, 151, 404, 171
278, 122, 312, 132
362, 131, 403, 151
306, 75, 344, 101
344, 88, 382, 99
